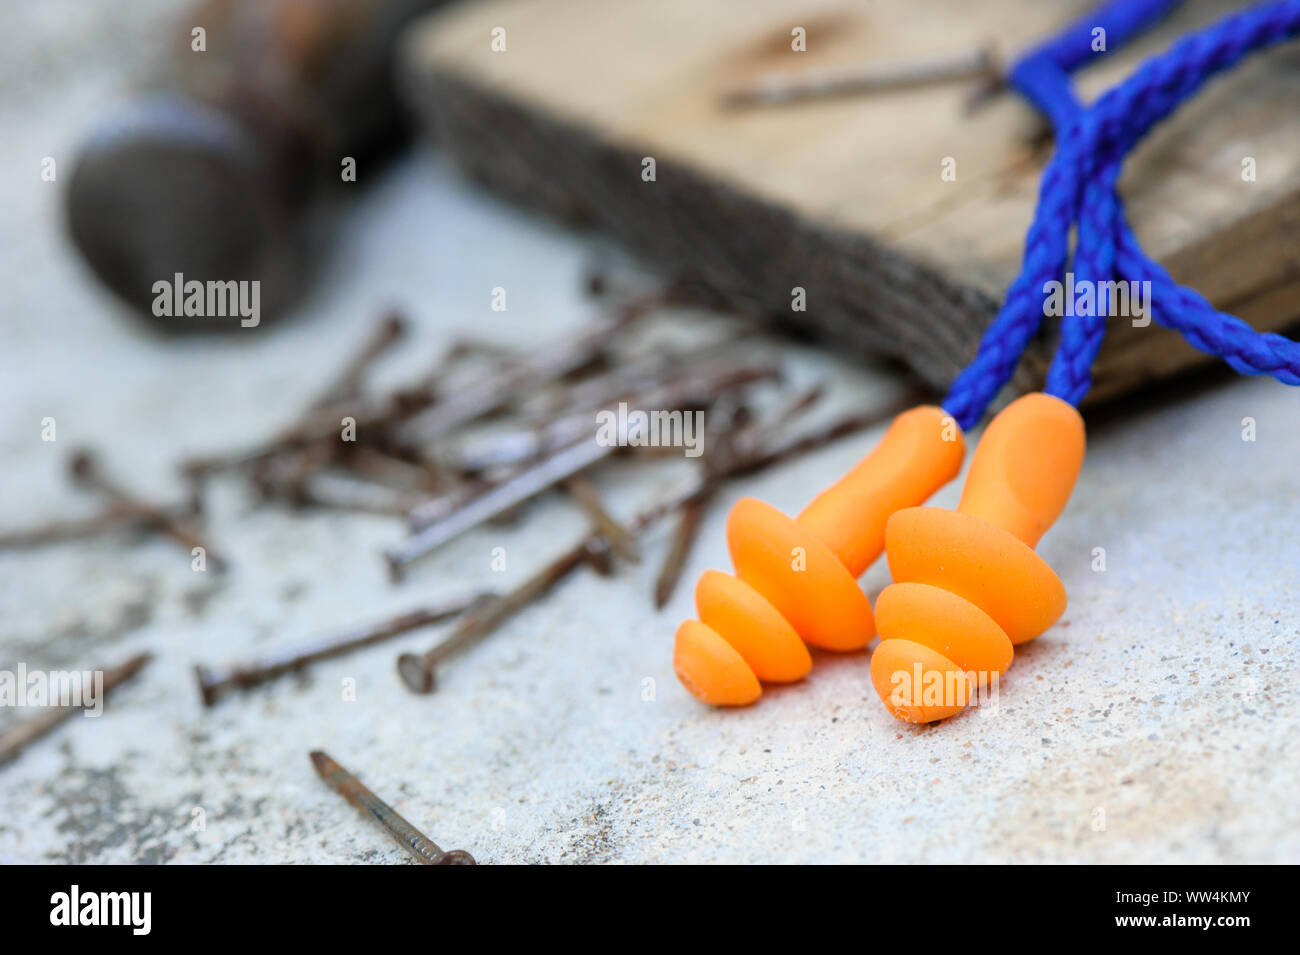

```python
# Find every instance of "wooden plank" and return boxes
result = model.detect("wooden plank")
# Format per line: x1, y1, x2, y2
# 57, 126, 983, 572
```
400, 0, 1300, 400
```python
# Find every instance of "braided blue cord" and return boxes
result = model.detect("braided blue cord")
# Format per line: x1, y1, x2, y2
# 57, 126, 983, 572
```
942, 0, 1300, 430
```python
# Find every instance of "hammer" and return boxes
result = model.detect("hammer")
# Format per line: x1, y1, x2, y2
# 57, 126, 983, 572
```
65, 0, 448, 329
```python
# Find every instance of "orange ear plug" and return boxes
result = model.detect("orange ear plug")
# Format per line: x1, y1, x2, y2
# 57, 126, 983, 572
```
871, 392, 1085, 723
673, 405, 965, 705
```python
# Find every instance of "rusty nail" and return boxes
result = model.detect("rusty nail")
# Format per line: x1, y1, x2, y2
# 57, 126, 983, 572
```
310, 750, 476, 865
0, 502, 187, 550
70, 450, 228, 572
565, 475, 640, 563
306, 309, 406, 412
392, 316, 633, 447
0, 653, 152, 767
194, 595, 476, 706
343, 445, 446, 494
390, 359, 779, 579
396, 540, 599, 693
653, 490, 711, 609
386, 436, 615, 581
723, 44, 998, 108
395, 468, 742, 695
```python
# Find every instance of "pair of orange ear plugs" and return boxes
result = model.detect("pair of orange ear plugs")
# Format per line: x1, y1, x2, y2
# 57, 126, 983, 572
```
673, 392, 1086, 722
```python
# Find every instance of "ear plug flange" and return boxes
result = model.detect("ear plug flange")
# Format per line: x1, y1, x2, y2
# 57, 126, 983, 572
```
673, 405, 966, 706
870, 393, 1085, 723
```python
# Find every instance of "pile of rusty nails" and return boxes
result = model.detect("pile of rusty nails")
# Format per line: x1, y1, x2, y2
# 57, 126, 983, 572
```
0, 275, 922, 813
187, 274, 920, 700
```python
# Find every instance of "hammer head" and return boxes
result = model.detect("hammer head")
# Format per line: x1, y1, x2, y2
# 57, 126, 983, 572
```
65, 93, 307, 330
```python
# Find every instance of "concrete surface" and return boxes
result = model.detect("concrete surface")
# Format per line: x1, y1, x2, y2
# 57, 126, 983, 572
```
1, 1, 1298, 864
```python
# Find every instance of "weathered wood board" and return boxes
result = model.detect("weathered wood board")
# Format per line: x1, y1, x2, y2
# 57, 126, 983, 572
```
401, 0, 1300, 401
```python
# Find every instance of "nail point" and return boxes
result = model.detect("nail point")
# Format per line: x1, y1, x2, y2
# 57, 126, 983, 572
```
309, 750, 333, 775
194, 664, 219, 707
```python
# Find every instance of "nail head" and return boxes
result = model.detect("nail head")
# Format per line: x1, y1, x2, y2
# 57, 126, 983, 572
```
397, 653, 435, 693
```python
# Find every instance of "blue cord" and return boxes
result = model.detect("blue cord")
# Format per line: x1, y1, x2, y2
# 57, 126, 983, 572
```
942, 0, 1300, 431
